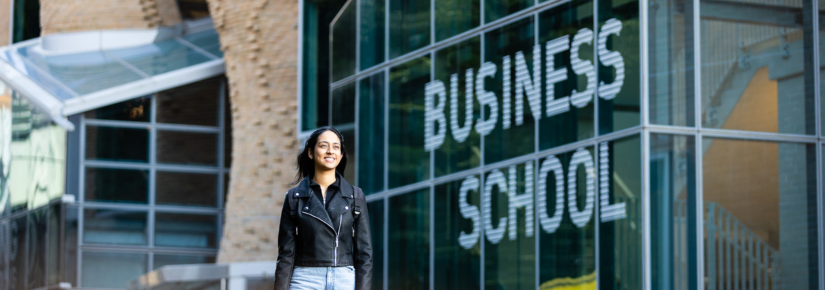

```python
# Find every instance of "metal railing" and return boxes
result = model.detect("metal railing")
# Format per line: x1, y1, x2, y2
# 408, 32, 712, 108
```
704, 202, 779, 290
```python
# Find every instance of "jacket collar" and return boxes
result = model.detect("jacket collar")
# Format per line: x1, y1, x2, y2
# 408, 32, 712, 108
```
294, 172, 353, 233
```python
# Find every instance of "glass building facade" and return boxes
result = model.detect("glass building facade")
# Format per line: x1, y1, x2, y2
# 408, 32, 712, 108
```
301, 0, 824, 289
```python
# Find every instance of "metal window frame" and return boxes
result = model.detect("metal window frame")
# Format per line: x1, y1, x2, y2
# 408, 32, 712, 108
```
75, 79, 227, 287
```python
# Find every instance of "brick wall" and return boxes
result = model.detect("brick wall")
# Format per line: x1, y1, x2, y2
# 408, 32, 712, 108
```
206, 0, 300, 262
40, 0, 181, 34
0, 0, 8, 46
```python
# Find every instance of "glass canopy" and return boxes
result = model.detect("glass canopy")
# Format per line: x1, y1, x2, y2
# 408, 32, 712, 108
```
0, 28, 224, 129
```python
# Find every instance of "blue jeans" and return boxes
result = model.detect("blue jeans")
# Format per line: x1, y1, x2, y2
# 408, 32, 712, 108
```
289, 266, 356, 290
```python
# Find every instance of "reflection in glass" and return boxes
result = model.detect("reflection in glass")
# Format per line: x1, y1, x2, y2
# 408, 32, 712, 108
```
700, 0, 814, 134
434, 178, 480, 289
84, 126, 149, 163
27, 208, 46, 290
64, 205, 79, 285
435, 0, 479, 41
83, 209, 148, 245
153, 254, 216, 269
485, 0, 531, 24
484, 18, 536, 163
302, 0, 344, 130
389, 56, 430, 188
81, 252, 147, 288
11, 215, 27, 290
83, 96, 151, 122
702, 138, 818, 289
331, 0, 357, 82
156, 77, 221, 126
84, 168, 149, 203
48, 204, 60, 285
598, 0, 640, 134
434, 37, 481, 177
388, 189, 429, 289
156, 171, 218, 207
360, 0, 385, 70
332, 82, 356, 125
16, 47, 144, 95
107, 39, 212, 76
155, 213, 218, 248
538, 0, 595, 150
367, 200, 385, 290
599, 136, 642, 290
538, 148, 595, 289
182, 29, 223, 58
358, 73, 385, 194
485, 163, 534, 289
156, 130, 218, 166
389, 0, 430, 59
340, 129, 356, 181
651, 134, 696, 290
648, 0, 694, 126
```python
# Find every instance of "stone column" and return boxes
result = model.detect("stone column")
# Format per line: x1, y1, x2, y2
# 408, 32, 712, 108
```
206, 0, 299, 262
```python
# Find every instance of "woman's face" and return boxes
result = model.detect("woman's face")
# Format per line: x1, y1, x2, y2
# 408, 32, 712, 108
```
310, 130, 342, 172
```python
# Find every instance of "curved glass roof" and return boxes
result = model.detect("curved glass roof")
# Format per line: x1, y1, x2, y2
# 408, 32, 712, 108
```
0, 27, 224, 129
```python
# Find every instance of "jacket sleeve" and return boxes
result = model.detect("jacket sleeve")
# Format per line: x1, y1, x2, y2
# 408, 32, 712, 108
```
274, 192, 297, 290
353, 188, 374, 290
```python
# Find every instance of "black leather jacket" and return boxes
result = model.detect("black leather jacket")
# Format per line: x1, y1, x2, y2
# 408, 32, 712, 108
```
274, 175, 373, 290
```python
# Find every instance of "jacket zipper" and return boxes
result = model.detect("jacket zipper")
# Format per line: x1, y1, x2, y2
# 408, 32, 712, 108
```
303, 212, 335, 233
335, 215, 342, 266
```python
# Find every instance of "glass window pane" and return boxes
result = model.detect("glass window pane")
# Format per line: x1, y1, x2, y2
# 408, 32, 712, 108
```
700, 0, 814, 135
650, 133, 696, 290
107, 39, 212, 76
156, 130, 218, 166
434, 37, 481, 177
155, 213, 218, 249
599, 136, 642, 290
301, 0, 342, 131
435, 0, 479, 41
332, 1, 357, 82
597, 0, 640, 134
27, 208, 47, 290
389, 56, 430, 188
84, 126, 149, 163
367, 200, 385, 290
389, 0, 430, 59
332, 82, 356, 126
83, 209, 148, 245
434, 178, 481, 289
702, 138, 818, 289
484, 18, 536, 163
358, 73, 385, 194
538, 147, 595, 288
340, 129, 356, 181
153, 254, 216, 270
182, 29, 223, 58
84, 168, 149, 204
83, 96, 151, 122
81, 252, 147, 288
0, 221, 9, 290
17, 48, 144, 95
156, 171, 218, 207
48, 204, 60, 285
63, 205, 79, 286
10, 215, 27, 290
360, 0, 385, 70
156, 77, 221, 126
484, 162, 534, 289
538, 0, 595, 150
821, 0, 825, 136
648, 0, 695, 127
485, 0, 530, 23
388, 189, 429, 289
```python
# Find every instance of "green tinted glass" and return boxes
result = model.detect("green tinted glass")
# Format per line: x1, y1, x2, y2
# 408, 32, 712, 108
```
358, 73, 386, 194
388, 56, 431, 188
388, 189, 430, 289
538, 0, 595, 150
435, 0, 480, 41
597, 0, 641, 134
434, 37, 481, 177
389, 0, 431, 59
434, 178, 481, 289
360, 0, 386, 70
483, 17, 537, 164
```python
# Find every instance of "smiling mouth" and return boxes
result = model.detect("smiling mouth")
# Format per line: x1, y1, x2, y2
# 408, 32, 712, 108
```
324, 157, 335, 162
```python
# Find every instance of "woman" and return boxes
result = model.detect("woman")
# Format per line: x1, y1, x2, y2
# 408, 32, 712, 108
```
274, 127, 373, 290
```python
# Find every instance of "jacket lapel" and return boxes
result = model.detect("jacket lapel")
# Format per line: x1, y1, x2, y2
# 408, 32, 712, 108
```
295, 177, 335, 232
327, 175, 354, 227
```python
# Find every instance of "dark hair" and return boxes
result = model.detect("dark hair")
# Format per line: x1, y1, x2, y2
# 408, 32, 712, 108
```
293, 127, 348, 185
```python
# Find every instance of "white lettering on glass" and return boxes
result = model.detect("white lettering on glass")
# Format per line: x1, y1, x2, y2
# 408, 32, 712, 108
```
569, 28, 596, 108
483, 169, 508, 244
475, 62, 498, 136
567, 148, 595, 228
597, 19, 625, 100
458, 175, 481, 249
513, 44, 543, 125
424, 81, 447, 151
